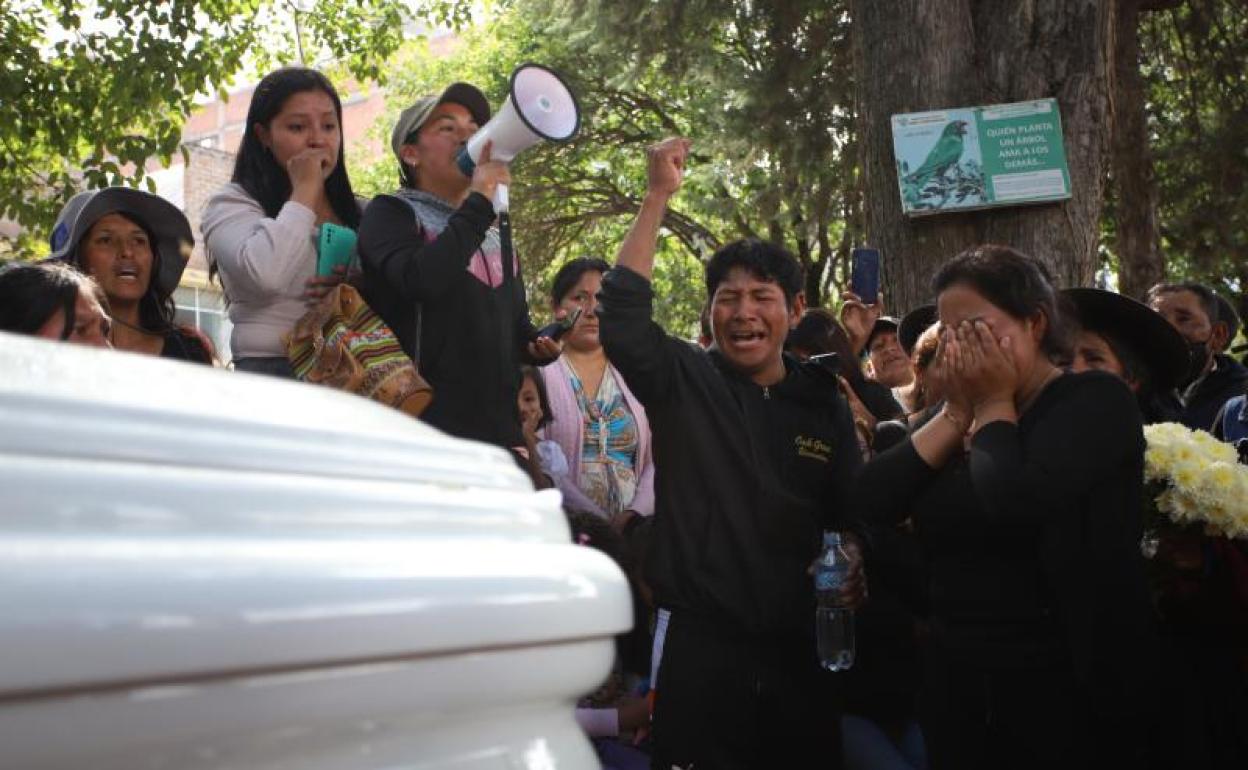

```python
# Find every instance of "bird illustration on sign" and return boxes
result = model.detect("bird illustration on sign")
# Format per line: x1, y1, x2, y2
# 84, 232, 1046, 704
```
898, 120, 985, 211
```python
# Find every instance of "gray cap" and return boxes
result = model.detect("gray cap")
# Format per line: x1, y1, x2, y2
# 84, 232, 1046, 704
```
47, 187, 193, 297
390, 82, 491, 162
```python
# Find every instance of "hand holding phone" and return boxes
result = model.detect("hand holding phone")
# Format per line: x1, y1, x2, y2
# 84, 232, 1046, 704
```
317, 223, 358, 278
535, 307, 583, 342
850, 247, 881, 304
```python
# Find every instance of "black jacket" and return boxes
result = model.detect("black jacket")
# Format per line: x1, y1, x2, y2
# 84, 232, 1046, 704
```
598, 266, 862, 636
1180, 353, 1248, 432
857, 372, 1157, 723
358, 191, 538, 449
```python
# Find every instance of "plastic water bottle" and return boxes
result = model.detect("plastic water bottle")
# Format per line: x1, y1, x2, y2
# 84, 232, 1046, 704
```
814, 531, 856, 672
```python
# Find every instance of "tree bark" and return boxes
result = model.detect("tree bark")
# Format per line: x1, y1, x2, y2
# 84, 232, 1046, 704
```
1112, 0, 1166, 301
853, 0, 1118, 314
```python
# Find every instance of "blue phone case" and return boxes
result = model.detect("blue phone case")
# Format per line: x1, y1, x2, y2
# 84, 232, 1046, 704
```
317, 224, 358, 277
851, 247, 881, 301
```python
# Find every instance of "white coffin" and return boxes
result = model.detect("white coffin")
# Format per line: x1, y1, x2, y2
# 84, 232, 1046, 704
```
0, 332, 631, 769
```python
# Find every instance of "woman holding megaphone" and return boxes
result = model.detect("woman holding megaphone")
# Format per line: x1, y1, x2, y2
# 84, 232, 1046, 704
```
358, 81, 561, 451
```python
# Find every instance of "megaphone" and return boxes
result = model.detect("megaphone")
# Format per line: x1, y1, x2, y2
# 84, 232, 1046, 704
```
456, 63, 581, 212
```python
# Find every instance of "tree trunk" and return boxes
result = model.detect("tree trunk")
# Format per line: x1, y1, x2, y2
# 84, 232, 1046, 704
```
853, 0, 1118, 314
1112, 0, 1165, 301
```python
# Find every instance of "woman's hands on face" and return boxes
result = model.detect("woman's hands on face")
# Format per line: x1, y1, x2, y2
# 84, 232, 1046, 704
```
287, 148, 334, 198
947, 319, 1019, 414
932, 327, 972, 431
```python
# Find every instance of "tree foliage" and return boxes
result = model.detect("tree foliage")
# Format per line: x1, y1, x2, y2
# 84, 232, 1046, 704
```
0, 0, 472, 252
554, 0, 863, 309
5, 0, 1244, 329
358, 0, 862, 333
1136, 0, 1248, 314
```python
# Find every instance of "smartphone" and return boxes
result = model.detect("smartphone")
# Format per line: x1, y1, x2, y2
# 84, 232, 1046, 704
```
806, 352, 842, 385
317, 223, 358, 277
808, 352, 841, 377
536, 307, 583, 341
850, 246, 881, 302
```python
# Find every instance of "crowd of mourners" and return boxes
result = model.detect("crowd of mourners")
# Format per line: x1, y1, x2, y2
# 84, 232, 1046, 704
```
2, 66, 1247, 770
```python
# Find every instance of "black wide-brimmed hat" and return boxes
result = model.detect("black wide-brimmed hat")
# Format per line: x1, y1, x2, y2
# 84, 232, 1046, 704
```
898, 304, 938, 357
1064, 287, 1189, 391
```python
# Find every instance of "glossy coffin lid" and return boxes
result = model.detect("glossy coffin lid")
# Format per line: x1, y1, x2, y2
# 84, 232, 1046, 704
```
0, 332, 632, 698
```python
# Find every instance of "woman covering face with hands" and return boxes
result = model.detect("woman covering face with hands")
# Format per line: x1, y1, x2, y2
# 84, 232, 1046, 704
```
854, 245, 1157, 770
202, 67, 361, 377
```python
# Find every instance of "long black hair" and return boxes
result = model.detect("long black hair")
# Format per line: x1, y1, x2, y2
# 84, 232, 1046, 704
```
231, 67, 360, 228
0, 262, 107, 339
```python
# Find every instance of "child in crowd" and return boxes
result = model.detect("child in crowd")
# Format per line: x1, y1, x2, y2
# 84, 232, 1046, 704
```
517, 364, 567, 488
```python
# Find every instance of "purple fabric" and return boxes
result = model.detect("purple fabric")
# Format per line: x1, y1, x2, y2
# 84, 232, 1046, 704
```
592, 738, 651, 770
540, 355, 655, 517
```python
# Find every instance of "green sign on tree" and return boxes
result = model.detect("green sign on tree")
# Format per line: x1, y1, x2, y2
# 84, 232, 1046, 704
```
891, 98, 1072, 216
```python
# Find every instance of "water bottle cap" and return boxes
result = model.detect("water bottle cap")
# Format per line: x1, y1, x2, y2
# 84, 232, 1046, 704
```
823, 531, 843, 547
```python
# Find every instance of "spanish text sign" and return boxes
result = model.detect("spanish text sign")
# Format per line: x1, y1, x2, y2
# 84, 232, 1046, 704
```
891, 98, 1072, 216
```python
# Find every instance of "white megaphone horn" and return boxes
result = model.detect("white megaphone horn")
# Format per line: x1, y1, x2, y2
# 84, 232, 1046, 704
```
456, 63, 581, 212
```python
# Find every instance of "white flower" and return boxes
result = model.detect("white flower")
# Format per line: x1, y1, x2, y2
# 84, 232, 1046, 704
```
1144, 422, 1248, 540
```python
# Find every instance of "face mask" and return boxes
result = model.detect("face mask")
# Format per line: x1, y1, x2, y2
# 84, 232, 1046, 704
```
1182, 338, 1212, 388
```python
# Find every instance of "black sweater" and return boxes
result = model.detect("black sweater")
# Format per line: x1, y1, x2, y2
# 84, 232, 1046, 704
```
598, 266, 862, 636
856, 371, 1157, 716
357, 191, 538, 448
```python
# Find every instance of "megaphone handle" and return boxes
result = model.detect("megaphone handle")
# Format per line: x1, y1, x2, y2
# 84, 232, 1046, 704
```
493, 183, 510, 214
498, 210, 515, 288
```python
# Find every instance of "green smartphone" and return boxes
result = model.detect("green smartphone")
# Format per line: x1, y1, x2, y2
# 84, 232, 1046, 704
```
317, 223, 358, 277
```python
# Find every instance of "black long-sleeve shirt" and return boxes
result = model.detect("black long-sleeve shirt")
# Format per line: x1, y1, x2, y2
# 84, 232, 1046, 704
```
358, 191, 538, 448
856, 371, 1157, 716
598, 266, 862, 636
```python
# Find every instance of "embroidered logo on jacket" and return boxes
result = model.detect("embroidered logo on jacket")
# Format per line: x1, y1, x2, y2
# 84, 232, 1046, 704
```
795, 435, 833, 462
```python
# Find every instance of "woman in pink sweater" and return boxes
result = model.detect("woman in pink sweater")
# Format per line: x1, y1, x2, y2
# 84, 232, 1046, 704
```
540, 258, 655, 530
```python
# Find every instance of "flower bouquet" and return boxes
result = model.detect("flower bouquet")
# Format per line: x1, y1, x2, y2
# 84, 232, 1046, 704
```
1143, 422, 1248, 543
1142, 422, 1248, 646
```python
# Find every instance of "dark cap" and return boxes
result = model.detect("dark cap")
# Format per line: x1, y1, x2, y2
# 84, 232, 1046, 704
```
898, 304, 938, 357
863, 316, 900, 354
390, 82, 491, 161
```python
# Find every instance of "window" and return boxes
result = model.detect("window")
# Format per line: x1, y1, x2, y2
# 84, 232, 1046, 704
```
173, 286, 232, 363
